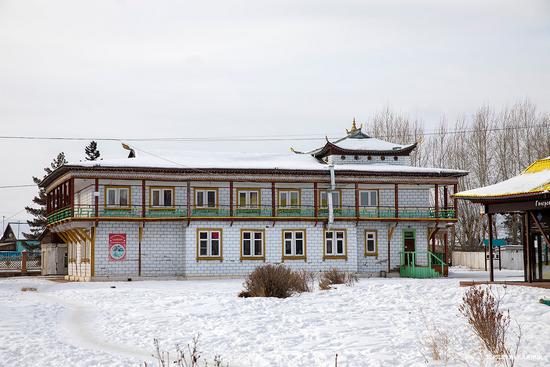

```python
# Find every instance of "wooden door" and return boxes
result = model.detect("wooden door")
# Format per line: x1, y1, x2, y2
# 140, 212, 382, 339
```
403, 230, 416, 265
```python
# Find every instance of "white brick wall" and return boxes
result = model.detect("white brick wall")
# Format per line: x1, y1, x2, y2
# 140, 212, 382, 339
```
328, 154, 411, 166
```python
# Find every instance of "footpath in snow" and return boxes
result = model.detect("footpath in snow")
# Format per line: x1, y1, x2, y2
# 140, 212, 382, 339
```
0, 269, 548, 367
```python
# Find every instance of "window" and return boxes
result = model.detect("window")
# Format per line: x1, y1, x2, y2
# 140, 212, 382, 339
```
324, 230, 346, 258
359, 190, 378, 207
365, 230, 378, 256
237, 189, 260, 208
319, 190, 341, 208
278, 190, 300, 208
150, 187, 174, 208
197, 229, 222, 260
282, 230, 306, 259
105, 186, 130, 208
195, 189, 217, 208
241, 230, 264, 259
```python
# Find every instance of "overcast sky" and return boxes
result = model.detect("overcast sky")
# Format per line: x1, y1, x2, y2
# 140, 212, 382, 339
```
1, 0, 549, 227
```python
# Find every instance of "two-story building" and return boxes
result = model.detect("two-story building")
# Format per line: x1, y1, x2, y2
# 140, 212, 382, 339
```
41, 123, 467, 281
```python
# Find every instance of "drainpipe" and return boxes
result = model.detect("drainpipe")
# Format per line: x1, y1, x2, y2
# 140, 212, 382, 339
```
328, 163, 335, 226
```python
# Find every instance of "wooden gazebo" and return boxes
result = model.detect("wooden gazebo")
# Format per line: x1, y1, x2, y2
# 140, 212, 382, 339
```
454, 156, 550, 283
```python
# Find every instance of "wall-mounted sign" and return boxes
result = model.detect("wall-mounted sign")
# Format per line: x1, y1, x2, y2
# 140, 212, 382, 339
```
535, 200, 550, 209
109, 234, 127, 262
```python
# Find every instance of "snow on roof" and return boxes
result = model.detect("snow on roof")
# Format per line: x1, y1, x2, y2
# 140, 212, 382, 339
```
329, 136, 414, 152
4, 222, 31, 240
70, 150, 466, 176
455, 158, 550, 199
297, 125, 416, 154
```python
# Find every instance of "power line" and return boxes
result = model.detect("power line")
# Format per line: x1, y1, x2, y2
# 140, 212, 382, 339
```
0, 184, 36, 189
0, 123, 546, 143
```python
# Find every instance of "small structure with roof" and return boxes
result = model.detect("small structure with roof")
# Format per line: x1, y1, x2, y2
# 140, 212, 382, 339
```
455, 156, 550, 283
0, 222, 40, 253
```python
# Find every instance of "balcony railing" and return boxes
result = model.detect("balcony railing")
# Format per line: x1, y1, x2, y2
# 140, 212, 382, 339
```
47, 204, 456, 224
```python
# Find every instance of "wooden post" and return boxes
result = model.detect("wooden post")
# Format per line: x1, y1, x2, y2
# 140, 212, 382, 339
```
525, 212, 533, 283
229, 181, 234, 217
537, 234, 543, 280
186, 181, 191, 219
138, 226, 142, 277
313, 182, 318, 219
94, 179, 99, 218
21, 251, 27, 274
488, 212, 494, 282
498, 245, 502, 271
484, 241, 487, 271
394, 184, 399, 218
271, 182, 276, 217
443, 186, 448, 218
141, 180, 146, 218
434, 184, 439, 219
453, 183, 458, 218
443, 231, 448, 268
354, 182, 359, 220
90, 227, 95, 277
522, 213, 528, 281
69, 178, 74, 215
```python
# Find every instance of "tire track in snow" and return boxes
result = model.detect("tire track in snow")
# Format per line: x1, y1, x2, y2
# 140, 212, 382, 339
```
33, 288, 151, 362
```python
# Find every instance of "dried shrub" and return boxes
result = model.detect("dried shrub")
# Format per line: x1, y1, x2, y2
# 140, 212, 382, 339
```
423, 326, 451, 365
318, 268, 358, 290
21, 287, 37, 292
145, 334, 228, 367
239, 264, 312, 298
459, 286, 521, 366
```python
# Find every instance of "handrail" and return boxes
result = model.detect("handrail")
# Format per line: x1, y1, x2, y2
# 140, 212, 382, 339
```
46, 204, 457, 224
428, 251, 447, 267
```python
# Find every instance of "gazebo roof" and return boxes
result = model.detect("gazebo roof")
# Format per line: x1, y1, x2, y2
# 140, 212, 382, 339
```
293, 119, 417, 158
454, 156, 550, 200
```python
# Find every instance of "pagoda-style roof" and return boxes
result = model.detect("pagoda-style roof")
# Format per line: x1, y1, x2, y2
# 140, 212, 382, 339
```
294, 119, 417, 158
454, 156, 550, 202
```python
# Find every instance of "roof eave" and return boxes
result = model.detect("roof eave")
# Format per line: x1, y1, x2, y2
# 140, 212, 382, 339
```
311, 142, 418, 158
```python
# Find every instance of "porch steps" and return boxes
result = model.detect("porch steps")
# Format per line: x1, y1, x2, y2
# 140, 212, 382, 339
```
399, 265, 441, 279
399, 251, 447, 279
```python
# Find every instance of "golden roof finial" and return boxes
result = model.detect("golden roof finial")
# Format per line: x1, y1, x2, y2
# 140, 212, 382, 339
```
346, 118, 358, 134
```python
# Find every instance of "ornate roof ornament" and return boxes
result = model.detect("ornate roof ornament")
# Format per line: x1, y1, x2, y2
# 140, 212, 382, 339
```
346, 118, 363, 135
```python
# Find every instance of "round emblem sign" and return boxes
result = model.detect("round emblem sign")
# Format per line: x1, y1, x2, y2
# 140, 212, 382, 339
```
109, 243, 126, 261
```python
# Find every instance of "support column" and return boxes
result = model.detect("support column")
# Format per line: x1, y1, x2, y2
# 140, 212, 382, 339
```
488, 212, 494, 282
354, 182, 359, 220
271, 182, 276, 217
90, 227, 95, 277
453, 183, 458, 218
229, 181, 234, 217
94, 179, 99, 218
521, 213, 529, 282
498, 245, 502, 271
138, 225, 143, 277
141, 180, 146, 218
394, 184, 399, 218
313, 182, 318, 219
186, 181, 191, 220
537, 234, 543, 280
69, 178, 74, 214
434, 184, 439, 219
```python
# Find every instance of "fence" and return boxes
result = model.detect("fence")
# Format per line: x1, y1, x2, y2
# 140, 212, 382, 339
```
0, 251, 41, 275
452, 250, 524, 271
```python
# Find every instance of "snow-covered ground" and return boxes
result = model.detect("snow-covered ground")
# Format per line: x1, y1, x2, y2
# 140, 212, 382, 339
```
0, 269, 549, 367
